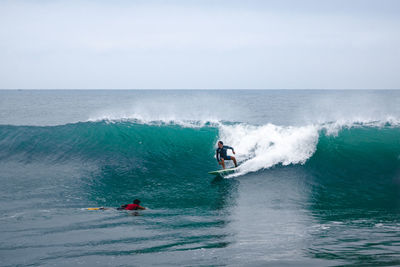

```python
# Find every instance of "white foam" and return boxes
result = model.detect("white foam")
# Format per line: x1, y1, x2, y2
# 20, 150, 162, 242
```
218, 123, 320, 177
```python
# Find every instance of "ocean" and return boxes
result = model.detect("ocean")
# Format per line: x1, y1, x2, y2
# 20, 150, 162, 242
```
1, 89, 400, 266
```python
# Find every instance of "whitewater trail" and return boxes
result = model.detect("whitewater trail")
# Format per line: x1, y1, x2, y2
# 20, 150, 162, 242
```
218, 123, 319, 177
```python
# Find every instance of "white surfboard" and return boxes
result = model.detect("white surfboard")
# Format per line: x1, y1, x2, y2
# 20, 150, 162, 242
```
208, 167, 236, 176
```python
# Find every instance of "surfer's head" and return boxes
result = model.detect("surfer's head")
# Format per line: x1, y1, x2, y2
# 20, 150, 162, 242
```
133, 199, 141, 204
218, 141, 223, 148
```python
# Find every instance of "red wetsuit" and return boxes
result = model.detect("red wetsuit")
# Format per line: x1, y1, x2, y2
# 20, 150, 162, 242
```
124, 204, 139, 210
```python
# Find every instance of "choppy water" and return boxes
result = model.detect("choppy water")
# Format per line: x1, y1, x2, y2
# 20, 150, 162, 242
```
1, 90, 400, 266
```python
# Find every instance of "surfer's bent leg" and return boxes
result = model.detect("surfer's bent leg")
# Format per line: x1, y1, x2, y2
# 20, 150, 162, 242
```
231, 156, 238, 167
219, 158, 226, 169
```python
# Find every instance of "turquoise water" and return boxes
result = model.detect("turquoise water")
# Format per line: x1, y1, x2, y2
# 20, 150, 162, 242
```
1, 90, 400, 266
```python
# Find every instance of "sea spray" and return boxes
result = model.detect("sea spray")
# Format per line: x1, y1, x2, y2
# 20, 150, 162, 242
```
218, 123, 320, 177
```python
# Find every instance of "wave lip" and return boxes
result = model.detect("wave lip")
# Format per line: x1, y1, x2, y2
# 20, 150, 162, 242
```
87, 111, 222, 128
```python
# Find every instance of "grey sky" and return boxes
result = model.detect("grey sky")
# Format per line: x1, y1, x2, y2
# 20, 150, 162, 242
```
0, 0, 399, 89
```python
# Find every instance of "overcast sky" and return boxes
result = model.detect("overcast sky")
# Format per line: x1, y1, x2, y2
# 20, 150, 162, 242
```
0, 0, 399, 89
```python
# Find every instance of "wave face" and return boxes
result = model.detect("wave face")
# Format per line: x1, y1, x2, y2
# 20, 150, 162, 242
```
1, 120, 399, 175
0, 121, 217, 166
1, 120, 399, 208
0, 121, 220, 208
307, 126, 400, 212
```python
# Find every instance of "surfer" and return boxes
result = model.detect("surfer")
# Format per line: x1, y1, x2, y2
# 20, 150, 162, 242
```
216, 141, 238, 169
118, 199, 146, 210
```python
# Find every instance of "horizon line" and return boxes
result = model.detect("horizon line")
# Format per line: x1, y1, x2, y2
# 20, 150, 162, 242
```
1, 88, 400, 91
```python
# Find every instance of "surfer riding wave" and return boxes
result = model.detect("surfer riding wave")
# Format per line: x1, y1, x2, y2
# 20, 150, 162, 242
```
216, 141, 238, 169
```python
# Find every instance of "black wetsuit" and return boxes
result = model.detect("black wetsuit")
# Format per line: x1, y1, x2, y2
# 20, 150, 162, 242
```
216, 146, 234, 162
